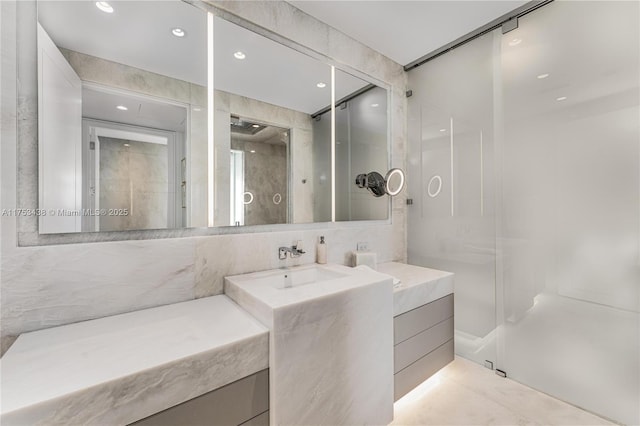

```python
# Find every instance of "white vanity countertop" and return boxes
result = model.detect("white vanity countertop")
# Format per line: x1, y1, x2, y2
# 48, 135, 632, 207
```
377, 262, 454, 316
0, 295, 269, 426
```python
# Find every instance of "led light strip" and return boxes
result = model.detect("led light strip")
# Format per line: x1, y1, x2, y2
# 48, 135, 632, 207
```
331, 66, 336, 222
450, 117, 454, 217
207, 12, 215, 227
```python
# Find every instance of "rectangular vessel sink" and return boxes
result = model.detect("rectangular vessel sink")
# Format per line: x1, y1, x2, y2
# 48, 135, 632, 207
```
224, 263, 394, 425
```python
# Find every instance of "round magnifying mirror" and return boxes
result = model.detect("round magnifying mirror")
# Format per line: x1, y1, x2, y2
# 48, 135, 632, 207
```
385, 168, 405, 196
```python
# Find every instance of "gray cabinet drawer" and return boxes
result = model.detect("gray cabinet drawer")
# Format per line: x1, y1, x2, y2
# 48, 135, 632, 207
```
131, 369, 269, 426
394, 317, 454, 373
240, 411, 269, 426
394, 294, 453, 344
394, 339, 454, 401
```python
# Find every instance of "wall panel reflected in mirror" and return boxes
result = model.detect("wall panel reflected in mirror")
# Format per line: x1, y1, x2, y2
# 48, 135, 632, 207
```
37, 0, 206, 233
36, 0, 390, 235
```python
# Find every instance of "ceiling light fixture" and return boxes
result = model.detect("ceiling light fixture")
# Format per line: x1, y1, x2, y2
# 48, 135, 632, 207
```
371, 103, 379, 108
508, 38, 522, 46
537, 73, 550, 79
439, 128, 446, 132
116, 105, 128, 111
172, 28, 185, 37
234, 51, 246, 60
123, 143, 130, 147
316, 82, 326, 88
252, 124, 260, 128
250, 150, 256, 153
556, 96, 567, 101
95, 1, 113, 13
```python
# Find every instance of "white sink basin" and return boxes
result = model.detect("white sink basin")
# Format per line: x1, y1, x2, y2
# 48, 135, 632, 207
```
251, 266, 347, 289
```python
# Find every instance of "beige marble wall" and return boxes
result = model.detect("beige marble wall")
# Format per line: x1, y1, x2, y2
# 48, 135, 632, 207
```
1, 0, 407, 354
231, 136, 287, 226
98, 137, 169, 232
215, 90, 315, 225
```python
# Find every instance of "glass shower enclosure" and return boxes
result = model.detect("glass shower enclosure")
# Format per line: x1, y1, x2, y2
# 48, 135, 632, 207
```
406, 2, 639, 424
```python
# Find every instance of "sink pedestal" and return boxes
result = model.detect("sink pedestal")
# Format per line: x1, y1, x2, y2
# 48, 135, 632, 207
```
225, 264, 393, 425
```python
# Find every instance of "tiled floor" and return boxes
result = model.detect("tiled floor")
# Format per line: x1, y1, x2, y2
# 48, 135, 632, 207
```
392, 357, 614, 426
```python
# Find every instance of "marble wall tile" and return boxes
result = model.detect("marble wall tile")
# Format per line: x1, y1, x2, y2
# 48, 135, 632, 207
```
1, 237, 196, 338
61, 49, 192, 104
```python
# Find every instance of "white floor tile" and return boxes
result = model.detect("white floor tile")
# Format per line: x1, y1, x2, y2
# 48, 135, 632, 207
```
392, 357, 615, 426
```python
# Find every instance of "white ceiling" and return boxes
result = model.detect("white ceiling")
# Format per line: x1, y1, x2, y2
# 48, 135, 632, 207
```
83, 87, 187, 132
38, 0, 532, 116
288, 1, 530, 66
38, 1, 208, 85
38, 1, 368, 115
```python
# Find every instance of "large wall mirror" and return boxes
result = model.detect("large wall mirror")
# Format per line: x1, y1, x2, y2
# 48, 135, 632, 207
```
35, 0, 390, 235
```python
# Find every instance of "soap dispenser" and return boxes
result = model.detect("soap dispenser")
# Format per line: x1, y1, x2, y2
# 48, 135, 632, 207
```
316, 236, 327, 264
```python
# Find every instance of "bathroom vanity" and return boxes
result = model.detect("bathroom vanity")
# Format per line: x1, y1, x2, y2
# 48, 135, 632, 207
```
0, 296, 270, 425
377, 262, 455, 401
225, 264, 395, 426
0, 263, 453, 425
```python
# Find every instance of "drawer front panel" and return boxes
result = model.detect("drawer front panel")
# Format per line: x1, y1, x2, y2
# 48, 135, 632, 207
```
394, 339, 454, 401
394, 294, 453, 344
394, 317, 454, 374
131, 369, 269, 426
240, 411, 269, 426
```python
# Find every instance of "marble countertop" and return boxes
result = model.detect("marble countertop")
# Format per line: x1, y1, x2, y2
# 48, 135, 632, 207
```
377, 262, 454, 316
0, 295, 269, 426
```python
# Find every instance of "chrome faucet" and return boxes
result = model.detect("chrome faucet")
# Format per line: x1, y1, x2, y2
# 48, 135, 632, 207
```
279, 240, 306, 260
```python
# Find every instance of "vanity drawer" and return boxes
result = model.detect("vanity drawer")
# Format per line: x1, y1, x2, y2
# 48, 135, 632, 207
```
394, 294, 453, 344
131, 369, 269, 426
240, 411, 269, 426
394, 316, 454, 374
394, 339, 454, 401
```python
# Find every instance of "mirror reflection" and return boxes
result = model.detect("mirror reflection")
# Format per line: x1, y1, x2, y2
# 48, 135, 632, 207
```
229, 117, 289, 226
37, 0, 206, 233
36, 0, 391, 235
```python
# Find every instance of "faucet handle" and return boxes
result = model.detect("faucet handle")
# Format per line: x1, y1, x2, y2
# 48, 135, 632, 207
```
293, 240, 306, 255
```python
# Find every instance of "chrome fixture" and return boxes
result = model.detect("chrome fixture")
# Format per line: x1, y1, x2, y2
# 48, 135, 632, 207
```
279, 240, 306, 260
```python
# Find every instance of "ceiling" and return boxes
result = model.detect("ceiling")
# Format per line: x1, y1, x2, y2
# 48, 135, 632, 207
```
38, 1, 368, 116
83, 87, 187, 133
288, 1, 530, 66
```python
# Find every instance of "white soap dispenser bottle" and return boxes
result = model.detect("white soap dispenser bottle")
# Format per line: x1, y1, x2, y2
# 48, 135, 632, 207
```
317, 236, 327, 264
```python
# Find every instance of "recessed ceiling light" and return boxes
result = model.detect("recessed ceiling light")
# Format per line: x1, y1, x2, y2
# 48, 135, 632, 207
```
95, 1, 113, 13
316, 82, 326, 88
537, 73, 550, 79
556, 96, 567, 101
371, 103, 379, 108
116, 105, 128, 111
123, 143, 130, 147
193, 107, 201, 112
439, 128, 446, 132
250, 150, 256, 153
172, 28, 185, 38
234, 51, 246, 60
252, 124, 260, 128
508, 38, 522, 46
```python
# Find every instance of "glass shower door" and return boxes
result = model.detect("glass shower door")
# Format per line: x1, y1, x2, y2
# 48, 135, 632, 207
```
407, 30, 498, 366
497, 2, 639, 424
